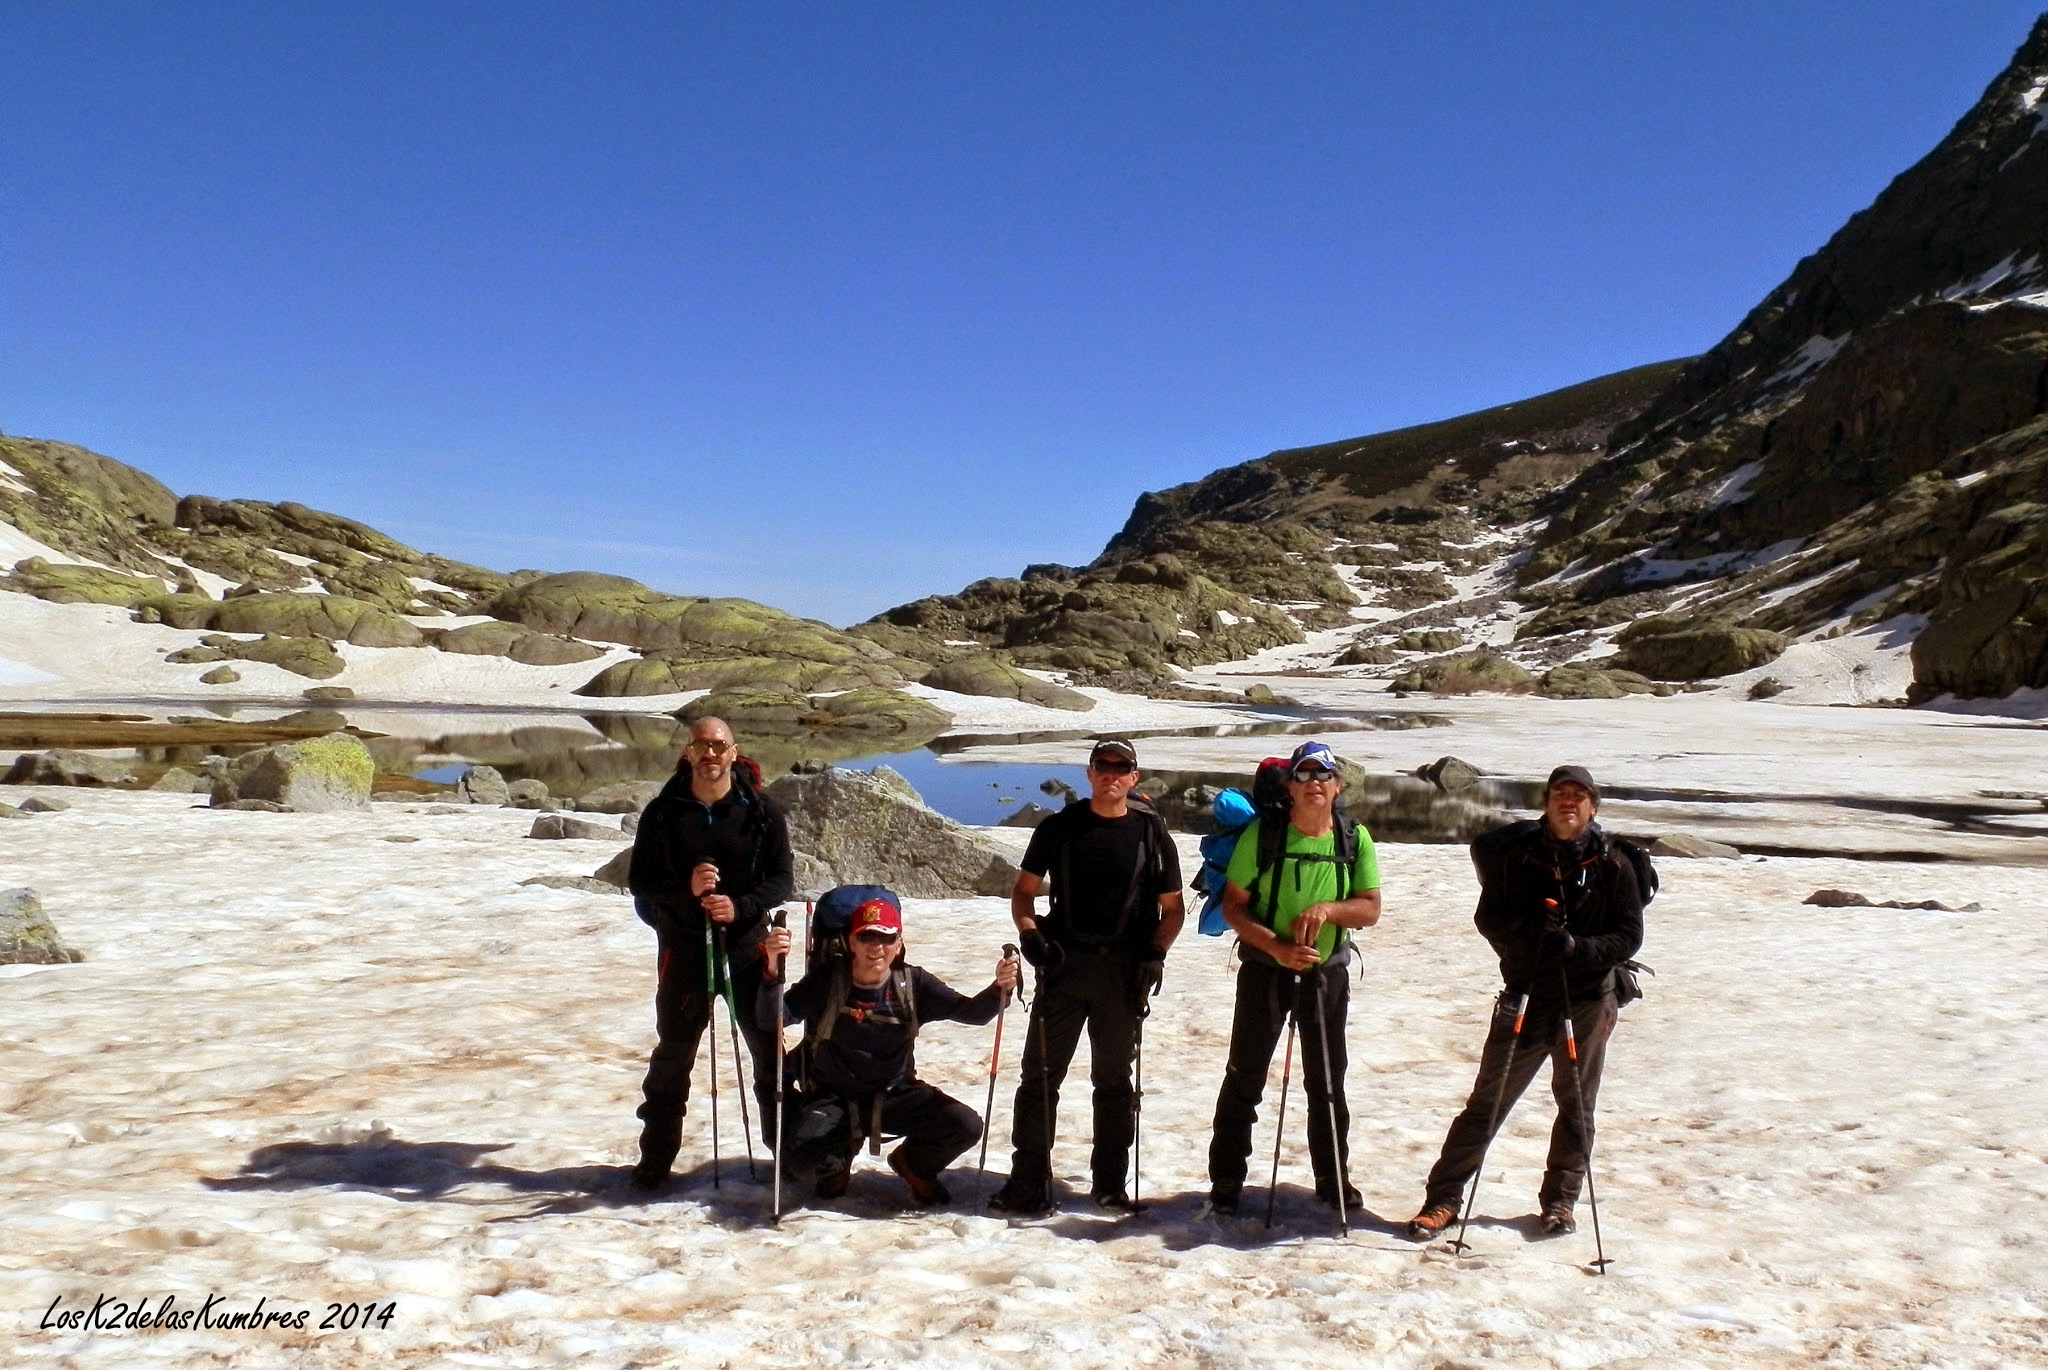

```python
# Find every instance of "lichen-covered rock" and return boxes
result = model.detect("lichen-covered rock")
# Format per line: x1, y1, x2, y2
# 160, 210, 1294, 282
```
1, 889, 83, 964
3, 750, 140, 787
677, 687, 951, 741
149, 767, 209, 793
1335, 641, 1399, 667
204, 592, 425, 648
302, 685, 356, 701
457, 765, 510, 806
1612, 619, 1790, 681
591, 847, 633, 888
0, 558, 169, 607
1388, 653, 1536, 694
199, 665, 242, 685
577, 781, 663, 814
209, 733, 374, 812
766, 767, 1020, 898
506, 778, 551, 809
527, 813, 619, 840
1538, 663, 1675, 699
433, 620, 606, 665
17, 797, 70, 813
576, 652, 899, 698
920, 657, 1095, 712
1416, 756, 1481, 792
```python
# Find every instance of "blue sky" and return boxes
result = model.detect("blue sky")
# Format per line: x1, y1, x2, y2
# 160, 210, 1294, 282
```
3, 3, 2040, 625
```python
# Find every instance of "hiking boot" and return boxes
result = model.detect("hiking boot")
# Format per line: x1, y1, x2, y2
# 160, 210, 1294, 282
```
629, 1157, 671, 1192
1315, 1178, 1363, 1211
814, 1157, 851, 1200
1090, 1186, 1136, 1213
986, 1179, 1054, 1217
1539, 1203, 1576, 1236
1406, 1203, 1458, 1241
888, 1148, 951, 1206
1206, 1189, 1240, 1218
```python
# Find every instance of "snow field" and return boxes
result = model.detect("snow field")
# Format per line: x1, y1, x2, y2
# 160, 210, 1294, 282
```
2, 790, 2044, 1366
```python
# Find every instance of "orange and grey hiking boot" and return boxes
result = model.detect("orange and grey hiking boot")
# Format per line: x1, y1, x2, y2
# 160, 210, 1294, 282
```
1539, 1203, 1577, 1236
1406, 1203, 1458, 1240
888, 1148, 952, 1206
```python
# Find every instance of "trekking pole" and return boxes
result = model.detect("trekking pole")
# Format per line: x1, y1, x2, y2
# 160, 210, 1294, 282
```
704, 920, 721, 1190
1265, 977, 1300, 1229
1131, 1010, 1147, 1210
1451, 991, 1529, 1256
715, 927, 759, 1182
978, 943, 1020, 1176
1310, 972, 1349, 1238
770, 911, 789, 1225
1560, 968, 1611, 1274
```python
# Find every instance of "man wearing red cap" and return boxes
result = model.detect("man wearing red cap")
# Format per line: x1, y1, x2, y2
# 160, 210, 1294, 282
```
1406, 764, 1645, 1241
988, 737, 1184, 1215
761, 891, 1019, 1205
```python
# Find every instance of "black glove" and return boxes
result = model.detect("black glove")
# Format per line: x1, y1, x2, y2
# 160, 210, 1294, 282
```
1539, 927, 1577, 965
1135, 948, 1165, 1001
1020, 929, 1062, 970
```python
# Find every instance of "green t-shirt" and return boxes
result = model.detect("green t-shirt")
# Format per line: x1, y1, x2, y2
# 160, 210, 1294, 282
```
1225, 815, 1381, 963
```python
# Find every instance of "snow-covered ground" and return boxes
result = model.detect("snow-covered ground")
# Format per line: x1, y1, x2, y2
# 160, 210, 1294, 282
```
5, 699, 2048, 1367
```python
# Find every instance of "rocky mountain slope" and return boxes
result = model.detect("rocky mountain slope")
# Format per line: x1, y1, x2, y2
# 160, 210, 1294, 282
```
876, 14, 2048, 705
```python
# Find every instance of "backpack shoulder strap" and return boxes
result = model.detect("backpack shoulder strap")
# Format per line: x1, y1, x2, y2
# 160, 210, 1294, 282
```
894, 964, 918, 1042
815, 960, 850, 1043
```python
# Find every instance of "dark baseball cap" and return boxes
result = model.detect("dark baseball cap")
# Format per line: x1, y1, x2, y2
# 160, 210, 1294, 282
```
1089, 738, 1138, 766
1544, 765, 1601, 803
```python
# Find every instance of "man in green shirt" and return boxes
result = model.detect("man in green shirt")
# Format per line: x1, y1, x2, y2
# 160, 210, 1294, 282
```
1206, 741, 1383, 1216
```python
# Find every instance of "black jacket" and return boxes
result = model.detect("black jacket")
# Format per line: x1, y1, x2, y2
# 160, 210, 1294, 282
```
627, 766, 794, 984
758, 962, 1003, 1098
1474, 821, 1643, 1003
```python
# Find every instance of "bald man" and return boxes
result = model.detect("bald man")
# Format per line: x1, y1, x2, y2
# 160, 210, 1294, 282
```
626, 717, 794, 1190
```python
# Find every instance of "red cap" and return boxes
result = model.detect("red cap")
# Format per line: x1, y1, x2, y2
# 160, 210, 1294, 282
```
850, 898, 902, 937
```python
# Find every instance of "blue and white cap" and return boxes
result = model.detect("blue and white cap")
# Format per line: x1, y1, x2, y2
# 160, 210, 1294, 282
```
1289, 741, 1338, 772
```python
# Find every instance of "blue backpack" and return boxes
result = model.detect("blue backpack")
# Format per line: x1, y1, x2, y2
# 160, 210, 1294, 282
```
1194, 788, 1258, 936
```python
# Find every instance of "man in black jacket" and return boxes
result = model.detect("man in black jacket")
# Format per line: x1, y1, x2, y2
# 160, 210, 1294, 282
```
626, 716, 793, 1190
1406, 765, 1644, 1240
987, 737, 1184, 1216
759, 893, 1019, 1205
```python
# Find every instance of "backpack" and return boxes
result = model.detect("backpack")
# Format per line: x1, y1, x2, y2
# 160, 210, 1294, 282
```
1047, 794, 1176, 948
1194, 788, 1257, 936
1469, 818, 1657, 1003
805, 884, 918, 1048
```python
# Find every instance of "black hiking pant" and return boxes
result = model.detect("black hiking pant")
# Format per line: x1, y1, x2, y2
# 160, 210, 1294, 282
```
1006, 949, 1141, 1196
784, 1082, 982, 1185
1208, 955, 1352, 1202
637, 941, 779, 1168
1422, 990, 1617, 1211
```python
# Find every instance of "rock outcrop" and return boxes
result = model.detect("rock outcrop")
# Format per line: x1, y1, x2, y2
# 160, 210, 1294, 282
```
1, 889, 83, 964
766, 767, 1020, 898
209, 733, 375, 812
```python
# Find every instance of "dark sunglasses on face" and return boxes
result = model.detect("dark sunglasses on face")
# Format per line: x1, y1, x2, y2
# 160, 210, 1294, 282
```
1092, 761, 1136, 776
1291, 765, 1336, 783
685, 739, 735, 757
854, 931, 900, 947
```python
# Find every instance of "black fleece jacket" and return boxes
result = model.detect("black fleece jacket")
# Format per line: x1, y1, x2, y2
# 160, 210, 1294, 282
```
1474, 821, 1643, 1003
627, 768, 794, 984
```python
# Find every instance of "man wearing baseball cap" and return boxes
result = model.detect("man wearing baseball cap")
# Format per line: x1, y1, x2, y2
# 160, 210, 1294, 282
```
760, 890, 1019, 1207
988, 737, 1184, 1215
1406, 764, 1645, 1241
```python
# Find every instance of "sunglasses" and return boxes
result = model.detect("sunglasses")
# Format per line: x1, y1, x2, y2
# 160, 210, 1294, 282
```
1091, 760, 1136, 776
685, 739, 735, 757
1290, 765, 1337, 783
854, 931, 900, 947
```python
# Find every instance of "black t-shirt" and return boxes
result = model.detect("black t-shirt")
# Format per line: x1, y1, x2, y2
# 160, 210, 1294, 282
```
1022, 803, 1182, 945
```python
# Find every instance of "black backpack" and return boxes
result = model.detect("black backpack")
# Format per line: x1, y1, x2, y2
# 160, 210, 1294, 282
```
803, 885, 918, 1049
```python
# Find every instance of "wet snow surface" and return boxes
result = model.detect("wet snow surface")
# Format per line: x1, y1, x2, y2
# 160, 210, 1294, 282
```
6, 695, 2048, 1367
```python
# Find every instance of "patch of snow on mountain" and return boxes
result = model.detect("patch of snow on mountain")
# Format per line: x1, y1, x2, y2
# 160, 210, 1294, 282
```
1710, 460, 1766, 508
1621, 538, 1807, 589
272, 551, 321, 568
0, 519, 125, 574
1764, 334, 1846, 388
156, 557, 238, 598
1955, 471, 1992, 489
0, 458, 33, 495
406, 576, 459, 597
1757, 561, 1855, 612
1709, 616, 1919, 705
1215, 609, 1241, 627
